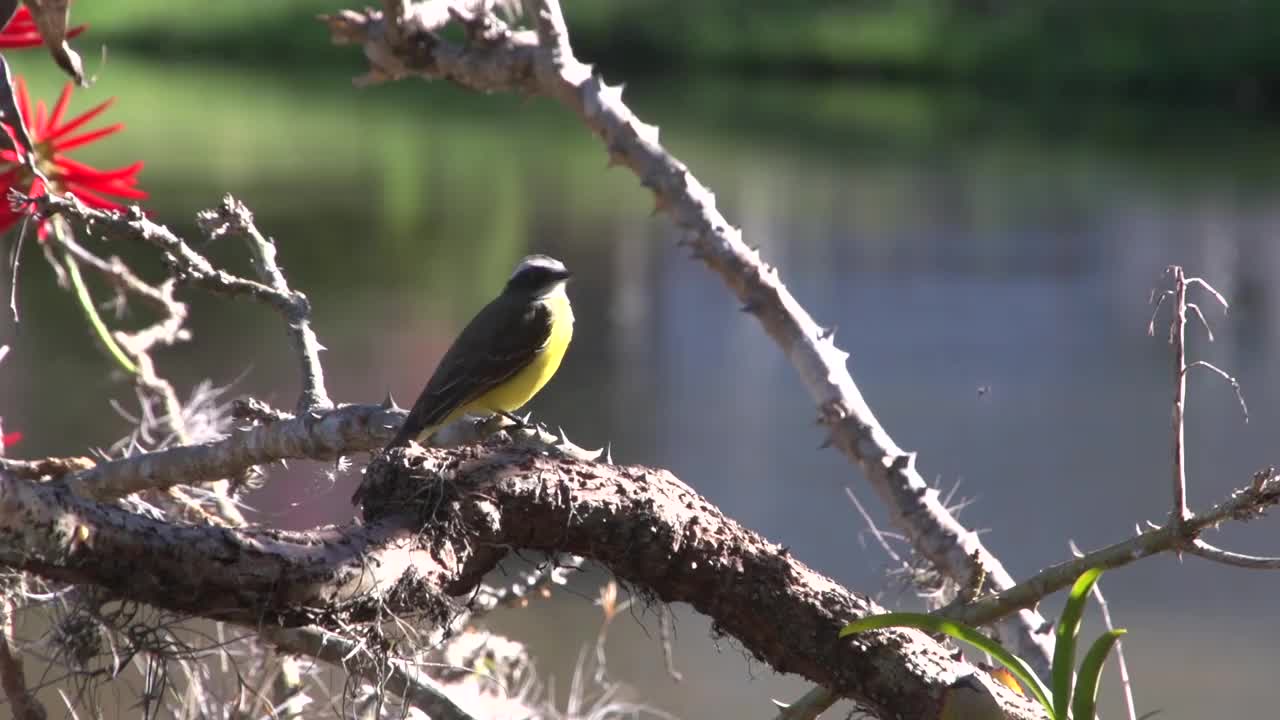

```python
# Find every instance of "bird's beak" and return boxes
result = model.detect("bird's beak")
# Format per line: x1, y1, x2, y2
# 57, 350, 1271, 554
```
554, 268, 573, 281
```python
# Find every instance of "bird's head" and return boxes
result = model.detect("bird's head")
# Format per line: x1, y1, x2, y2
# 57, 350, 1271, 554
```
505, 254, 572, 299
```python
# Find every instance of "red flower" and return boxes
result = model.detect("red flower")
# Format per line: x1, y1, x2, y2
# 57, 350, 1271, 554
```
0, 431, 19, 447
0, 7, 86, 49
0, 77, 146, 238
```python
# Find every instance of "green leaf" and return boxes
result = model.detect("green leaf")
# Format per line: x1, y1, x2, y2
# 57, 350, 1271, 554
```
1071, 629, 1127, 720
1052, 568, 1105, 719
840, 612, 1055, 716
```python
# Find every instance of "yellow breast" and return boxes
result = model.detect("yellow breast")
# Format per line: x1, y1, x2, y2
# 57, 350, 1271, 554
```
475, 289, 573, 414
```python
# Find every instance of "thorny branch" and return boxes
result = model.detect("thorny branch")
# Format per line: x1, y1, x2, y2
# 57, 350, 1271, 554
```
12, 400, 594, 502
24, 201, 246, 525
20, 189, 342, 525
196, 195, 332, 413
6, 189, 343, 709
320, 0, 1057, 678
0, 441, 1044, 720
33, 191, 332, 413
946, 468, 1280, 628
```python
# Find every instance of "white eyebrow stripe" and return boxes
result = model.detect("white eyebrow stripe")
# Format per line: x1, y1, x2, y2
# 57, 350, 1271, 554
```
509, 255, 567, 280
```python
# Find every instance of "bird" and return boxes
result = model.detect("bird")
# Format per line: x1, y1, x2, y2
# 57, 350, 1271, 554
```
385, 254, 575, 450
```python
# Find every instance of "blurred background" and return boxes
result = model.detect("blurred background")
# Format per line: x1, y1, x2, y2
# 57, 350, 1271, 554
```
3, 0, 1280, 717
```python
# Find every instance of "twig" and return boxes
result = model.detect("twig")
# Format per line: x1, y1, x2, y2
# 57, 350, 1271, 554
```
1151, 266, 1260, 566
8, 211, 223, 520
1071, 540, 1137, 720
196, 196, 332, 413
846, 486, 905, 565
28, 191, 333, 523
53, 229, 179, 313
6, 217, 25, 322
1165, 266, 1191, 528
1153, 266, 1243, 528
35, 192, 332, 413
44, 213, 207, 517
267, 651, 306, 720
260, 625, 478, 720
1186, 539, 1280, 569
1184, 361, 1248, 421
946, 468, 1280, 627
31, 194, 308, 347
0, 594, 46, 720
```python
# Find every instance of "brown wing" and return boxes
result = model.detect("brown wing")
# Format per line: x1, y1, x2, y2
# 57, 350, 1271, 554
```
386, 296, 553, 449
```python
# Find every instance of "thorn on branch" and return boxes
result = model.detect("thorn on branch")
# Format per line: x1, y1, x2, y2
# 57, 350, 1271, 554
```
889, 453, 918, 475
632, 120, 660, 148
604, 142, 626, 169
232, 398, 294, 425
447, 4, 512, 47
651, 193, 669, 217
1251, 467, 1275, 493
597, 80, 625, 110
318, 9, 373, 45
817, 399, 847, 427
380, 391, 401, 411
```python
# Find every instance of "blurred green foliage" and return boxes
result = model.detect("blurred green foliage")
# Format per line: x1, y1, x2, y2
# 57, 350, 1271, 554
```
67, 0, 1280, 107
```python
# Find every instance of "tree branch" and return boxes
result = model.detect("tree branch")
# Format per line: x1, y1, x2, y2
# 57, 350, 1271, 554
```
57, 402, 400, 501
0, 443, 1044, 720
48, 399, 605, 502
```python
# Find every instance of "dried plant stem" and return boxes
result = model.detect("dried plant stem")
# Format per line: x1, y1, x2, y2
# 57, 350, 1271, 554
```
0, 595, 44, 720
1169, 267, 1190, 528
